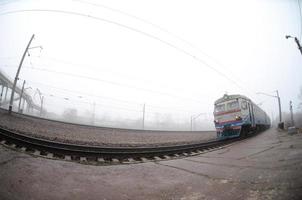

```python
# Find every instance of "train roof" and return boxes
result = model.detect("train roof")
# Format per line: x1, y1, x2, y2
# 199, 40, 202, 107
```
214, 94, 251, 104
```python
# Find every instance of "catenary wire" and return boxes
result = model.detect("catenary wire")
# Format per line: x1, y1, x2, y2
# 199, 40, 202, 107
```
0, 8, 254, 96
73, 0, 258, 95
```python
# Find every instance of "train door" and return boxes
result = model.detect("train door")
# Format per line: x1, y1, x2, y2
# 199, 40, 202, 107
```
248, 102, 255, 127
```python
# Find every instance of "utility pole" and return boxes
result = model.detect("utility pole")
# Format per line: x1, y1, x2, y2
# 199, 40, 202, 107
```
4, 86, 8, 103
191, 113, 206, 131
18, 80, 26, 113
142, 103, 145, 130
289, 101, 294, 126
276, 90, 282, 123
257, 90, 282, 123
20, 86, 32, 113
294, 37, 302, 55
21, 97, 26, 113
9, 34, 35, 113
40, 96, 44, 116
285, 35, 302, 55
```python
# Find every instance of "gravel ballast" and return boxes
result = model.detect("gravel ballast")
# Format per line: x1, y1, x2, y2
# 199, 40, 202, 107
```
0, 109, 216, 147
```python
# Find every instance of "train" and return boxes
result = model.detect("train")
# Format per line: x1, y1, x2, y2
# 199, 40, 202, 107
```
213, 94, 271, 140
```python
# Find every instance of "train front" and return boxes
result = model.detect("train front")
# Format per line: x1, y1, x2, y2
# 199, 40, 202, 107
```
213, 95, 243, 140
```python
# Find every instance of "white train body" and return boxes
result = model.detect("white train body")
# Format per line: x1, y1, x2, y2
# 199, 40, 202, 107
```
213, 94, 270, 139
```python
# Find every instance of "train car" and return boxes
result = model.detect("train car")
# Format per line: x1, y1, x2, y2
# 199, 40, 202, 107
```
213, 94, 270, 140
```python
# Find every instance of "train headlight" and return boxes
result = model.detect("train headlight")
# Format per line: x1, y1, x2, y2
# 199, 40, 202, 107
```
235, 116, 242, 120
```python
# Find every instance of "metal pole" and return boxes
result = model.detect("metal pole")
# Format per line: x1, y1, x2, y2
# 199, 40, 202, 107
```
191, 113, 205, 131
276, 90, 282, 123
294, 37, 302, 55
142, 103, 145, 130
26, 103, 30, 113
18, 80, 25, 112
4, 86, 8, 103
4, 86, 8, 102
286, 35, 302, 55
290, 101, 294, 126
8, 34, 35, 113
21, 98, 26, 113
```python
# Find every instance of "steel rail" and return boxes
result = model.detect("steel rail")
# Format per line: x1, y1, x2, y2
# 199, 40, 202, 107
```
0, 126, 250, 161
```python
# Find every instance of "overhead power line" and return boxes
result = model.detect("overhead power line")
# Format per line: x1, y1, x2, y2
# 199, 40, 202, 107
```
29, 55, 196, 94
41, 91, 206, 120
0, 9, 254, 95
13, 63, 209, 104
73, 0, 257, 95
16, 78, 202, 114
42, 92, 143, 113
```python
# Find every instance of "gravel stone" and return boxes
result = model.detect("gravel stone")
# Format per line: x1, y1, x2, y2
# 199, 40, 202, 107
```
0, 109, 216, 147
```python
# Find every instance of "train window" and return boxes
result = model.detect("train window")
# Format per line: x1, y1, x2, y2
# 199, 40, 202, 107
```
227, 101, 239, 110
241, 101, 247, 109
215, 104, 225, 112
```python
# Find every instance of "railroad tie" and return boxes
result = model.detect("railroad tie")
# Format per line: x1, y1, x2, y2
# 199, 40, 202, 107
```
80, 157, 87, 162
20, 147, 27, 152
127, 158, 135, 163
46, 153, 54, 158
141, 157, 148, 162
97, 158, 105, 163
111, 158, 119, 163
189, 152, 197, 156
64, 155, 72, 161
154, 156, 162, 161
33, 150, 41, 156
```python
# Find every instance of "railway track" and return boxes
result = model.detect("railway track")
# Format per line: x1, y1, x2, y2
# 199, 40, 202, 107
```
0, 127, 258, 165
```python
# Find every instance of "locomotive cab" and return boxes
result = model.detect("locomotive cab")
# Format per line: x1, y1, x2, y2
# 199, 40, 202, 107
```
214, 94, 252, 139
214, 94, 270, 140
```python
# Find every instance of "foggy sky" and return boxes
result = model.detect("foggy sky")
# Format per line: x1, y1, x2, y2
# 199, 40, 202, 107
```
0, 0, 301, 128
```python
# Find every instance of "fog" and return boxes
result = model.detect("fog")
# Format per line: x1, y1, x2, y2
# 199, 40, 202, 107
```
0, 0, 301, 130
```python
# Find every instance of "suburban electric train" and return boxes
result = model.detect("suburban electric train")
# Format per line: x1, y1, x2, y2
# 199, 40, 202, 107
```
214, 94, 271, 140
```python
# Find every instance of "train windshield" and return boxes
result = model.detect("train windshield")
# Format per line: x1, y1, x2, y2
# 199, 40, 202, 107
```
215, 104, 225, 113
227, 101, 239, 110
